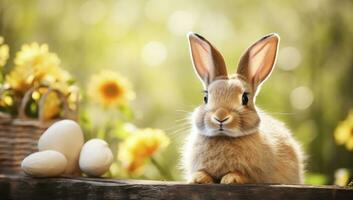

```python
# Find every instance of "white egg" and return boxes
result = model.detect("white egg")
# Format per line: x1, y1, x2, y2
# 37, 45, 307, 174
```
21, 150, 67, 177
79, 139, 113, 177
38, 119, 84, 175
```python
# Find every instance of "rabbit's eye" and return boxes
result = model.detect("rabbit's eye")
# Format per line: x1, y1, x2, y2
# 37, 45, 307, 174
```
203, 95, 208, 104
203, 90, 208, 104
242, 92, 249, 105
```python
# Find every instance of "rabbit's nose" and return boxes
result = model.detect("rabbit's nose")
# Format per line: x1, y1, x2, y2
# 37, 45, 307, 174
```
213, 116, 230, 124
211, 115, 232, 125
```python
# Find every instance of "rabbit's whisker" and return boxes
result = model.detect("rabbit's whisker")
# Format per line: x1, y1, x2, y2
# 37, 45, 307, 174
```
170, 126, 191, 136
163, 118, 191, 132
175, 109, 192, 113
163, 122, 190, 132
174, 117, 191, 122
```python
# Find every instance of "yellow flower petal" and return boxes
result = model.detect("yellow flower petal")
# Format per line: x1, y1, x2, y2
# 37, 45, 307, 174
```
334, 122, 351, 145
334, 110, 353, 151
345, 137, 353, 151
42, 92, 61, 120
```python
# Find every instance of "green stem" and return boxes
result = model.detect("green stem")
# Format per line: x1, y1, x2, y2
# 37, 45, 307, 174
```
150, 157, 173, 180
0, 72, 3, 84
107, 169, 113, 177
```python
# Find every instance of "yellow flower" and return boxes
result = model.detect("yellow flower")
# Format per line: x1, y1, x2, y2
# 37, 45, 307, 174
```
0, 36, 9, 68
334, 110, 353, 151
334, 168, 350, 186
5, 43, 70, 93
118, 128, 169, 173
88, 70, 135, 107
0, 95, 13, 107
42, 92, 61, 121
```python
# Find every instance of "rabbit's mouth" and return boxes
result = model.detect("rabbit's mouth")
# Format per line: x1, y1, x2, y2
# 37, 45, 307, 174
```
206, 128, 237, 137
206, 127, 258, 138
203, 117, 242, 137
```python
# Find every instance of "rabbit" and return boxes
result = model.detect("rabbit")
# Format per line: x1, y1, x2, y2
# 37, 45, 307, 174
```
181, 32, 305, 184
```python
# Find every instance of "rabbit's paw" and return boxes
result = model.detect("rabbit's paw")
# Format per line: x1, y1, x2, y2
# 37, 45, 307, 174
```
220, 172, 249, 184
188, 171, 214, 184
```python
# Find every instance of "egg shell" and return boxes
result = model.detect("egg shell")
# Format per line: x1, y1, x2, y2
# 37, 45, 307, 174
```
21, 150, 67, 177
38, 119, 84, 175
79, 139, 113, 177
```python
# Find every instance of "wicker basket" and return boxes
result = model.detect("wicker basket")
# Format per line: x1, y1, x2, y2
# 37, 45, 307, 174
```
0, 88, 76, 174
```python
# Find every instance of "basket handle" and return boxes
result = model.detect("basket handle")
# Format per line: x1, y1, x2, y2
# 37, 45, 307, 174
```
38, 88, 71, 122
18, 87, 36, 120
19, 87, 74, 122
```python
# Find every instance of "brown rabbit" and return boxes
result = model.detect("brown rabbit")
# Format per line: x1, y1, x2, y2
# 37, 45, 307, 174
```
181, 33, 304, 184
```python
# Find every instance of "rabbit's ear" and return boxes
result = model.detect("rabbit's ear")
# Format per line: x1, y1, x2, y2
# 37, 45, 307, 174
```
188, 32, 228, 88
237, 33, 279, 89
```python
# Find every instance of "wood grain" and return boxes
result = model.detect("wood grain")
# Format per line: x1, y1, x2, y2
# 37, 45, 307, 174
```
0, 174, 352, 200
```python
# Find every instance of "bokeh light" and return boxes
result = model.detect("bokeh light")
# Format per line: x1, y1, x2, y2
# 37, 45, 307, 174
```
290, 86, 314, 110
277, 46, 302, 71
141, 41, 167, 67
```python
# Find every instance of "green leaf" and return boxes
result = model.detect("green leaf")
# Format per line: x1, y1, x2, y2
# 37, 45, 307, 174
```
118, 104, 134, 120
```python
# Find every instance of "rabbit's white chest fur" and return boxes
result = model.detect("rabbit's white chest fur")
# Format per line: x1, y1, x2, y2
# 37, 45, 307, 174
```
181, 113, 304, 184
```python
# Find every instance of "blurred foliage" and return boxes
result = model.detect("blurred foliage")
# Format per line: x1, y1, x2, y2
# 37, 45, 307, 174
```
0, 0, 353, 184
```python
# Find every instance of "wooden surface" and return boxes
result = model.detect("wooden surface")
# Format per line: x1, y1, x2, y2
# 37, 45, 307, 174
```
1, 174, 353, 200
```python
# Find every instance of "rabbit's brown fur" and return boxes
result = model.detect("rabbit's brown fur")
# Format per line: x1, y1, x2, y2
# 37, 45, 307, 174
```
181, 33, 305, 184
183, 107, 304, 183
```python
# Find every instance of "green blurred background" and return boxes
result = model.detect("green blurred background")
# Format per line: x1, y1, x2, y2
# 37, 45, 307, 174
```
1, 0, 353, 184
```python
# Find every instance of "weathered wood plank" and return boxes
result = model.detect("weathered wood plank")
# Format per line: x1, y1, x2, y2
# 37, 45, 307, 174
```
0, 174, 352, 200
